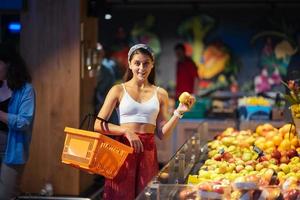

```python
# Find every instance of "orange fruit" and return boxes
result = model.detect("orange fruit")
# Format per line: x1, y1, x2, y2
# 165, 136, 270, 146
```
265, 141, 275, 149
284, 132, 295, 140
265, 131, 277, 139
262, 123, 274, 131
279, 139, 291, 151
279, 124, 296, 135
291, 137, 299, 147
272, 135, 282, 146
256, 125, 263, 135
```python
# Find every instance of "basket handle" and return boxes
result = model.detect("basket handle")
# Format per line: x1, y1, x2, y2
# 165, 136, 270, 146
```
79, 113, 109, 131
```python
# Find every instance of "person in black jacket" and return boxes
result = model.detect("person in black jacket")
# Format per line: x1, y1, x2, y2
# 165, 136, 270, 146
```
94, 46, 121, 124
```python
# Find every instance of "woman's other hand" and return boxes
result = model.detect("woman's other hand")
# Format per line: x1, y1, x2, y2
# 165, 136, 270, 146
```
124, 130, 144, 153
176, 95, 196, 114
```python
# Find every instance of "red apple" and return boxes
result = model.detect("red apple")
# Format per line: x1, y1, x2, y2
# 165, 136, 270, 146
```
286, 149, 298, 159
258, 155, 269, 162
283, 189, 300, 200
222, 152, 233, 160
212, 185, 224, 194
271, 149, 281, 160
214, 155, 222, 161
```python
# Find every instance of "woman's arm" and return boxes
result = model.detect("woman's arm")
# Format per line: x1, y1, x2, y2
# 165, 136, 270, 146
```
6, 85, 35, 131
94, 85, 126, 135
156, 88, 195, 139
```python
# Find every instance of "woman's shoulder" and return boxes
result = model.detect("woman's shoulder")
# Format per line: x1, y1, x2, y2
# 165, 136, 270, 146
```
24, 82, 34, 89
11, 83, 35, 102
109, 83, 124, 94
14, 83, 35, 94
24, 83, 35, 93
156, 86, 168, 98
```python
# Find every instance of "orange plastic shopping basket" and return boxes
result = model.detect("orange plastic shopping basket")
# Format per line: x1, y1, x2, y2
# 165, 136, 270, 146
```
61, 115, 133, 179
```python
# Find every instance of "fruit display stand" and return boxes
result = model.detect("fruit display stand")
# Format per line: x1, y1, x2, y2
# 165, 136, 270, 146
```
156, 119, 237, 164
137, 123, 300, 200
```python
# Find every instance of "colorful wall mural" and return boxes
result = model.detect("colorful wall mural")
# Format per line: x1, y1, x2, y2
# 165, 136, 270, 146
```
99, 5, 300, 95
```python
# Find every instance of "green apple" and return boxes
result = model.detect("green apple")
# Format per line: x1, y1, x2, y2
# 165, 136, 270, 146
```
242, 152, 252, 162
208, 150, 218, 158
255, 163, 264, 171
280, 163, 290, 174
245, 165, 254, 172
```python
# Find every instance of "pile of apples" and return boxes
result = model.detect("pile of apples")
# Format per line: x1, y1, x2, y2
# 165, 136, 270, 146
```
188, 123, 300, 200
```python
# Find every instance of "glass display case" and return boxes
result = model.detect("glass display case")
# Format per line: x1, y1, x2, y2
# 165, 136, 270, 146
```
136, 132, 208, 200
136, 122, 300, 200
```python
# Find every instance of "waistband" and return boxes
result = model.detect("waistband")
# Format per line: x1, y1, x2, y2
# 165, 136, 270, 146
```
135, 132, 154, 135
120, 132, 156, 150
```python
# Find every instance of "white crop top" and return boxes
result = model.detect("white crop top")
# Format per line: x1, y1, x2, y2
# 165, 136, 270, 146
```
119, 84, 160, 125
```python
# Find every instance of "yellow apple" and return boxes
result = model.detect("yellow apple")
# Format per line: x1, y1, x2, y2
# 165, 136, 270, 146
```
279, 124, 296, 135
179, 92, 192, 105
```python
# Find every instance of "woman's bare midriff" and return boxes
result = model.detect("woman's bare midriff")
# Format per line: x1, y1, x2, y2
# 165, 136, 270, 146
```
120, 123, 156, 134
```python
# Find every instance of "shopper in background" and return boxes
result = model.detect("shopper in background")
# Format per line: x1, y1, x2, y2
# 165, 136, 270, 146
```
94, 44, 195, 200
0, 43, 36, 199
174, 43, 199, 99
94, 46, 121, 124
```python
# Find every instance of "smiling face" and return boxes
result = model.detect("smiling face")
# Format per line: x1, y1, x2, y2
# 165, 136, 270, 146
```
0, 60, 8, 81
128, 52, 154, 82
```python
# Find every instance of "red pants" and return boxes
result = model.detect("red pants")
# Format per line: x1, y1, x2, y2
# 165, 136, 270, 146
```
103, 133, 158, 200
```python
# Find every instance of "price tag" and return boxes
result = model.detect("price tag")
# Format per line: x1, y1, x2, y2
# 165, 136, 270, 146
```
218, 148, 225, 155
253, 145, 264, 157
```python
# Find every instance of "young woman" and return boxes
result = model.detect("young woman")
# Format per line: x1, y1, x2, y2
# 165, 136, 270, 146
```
94, 44, 195, 200
0, 44, 36, 199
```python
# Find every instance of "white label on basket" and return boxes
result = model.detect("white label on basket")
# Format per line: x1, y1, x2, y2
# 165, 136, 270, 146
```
101, 143, 123, 155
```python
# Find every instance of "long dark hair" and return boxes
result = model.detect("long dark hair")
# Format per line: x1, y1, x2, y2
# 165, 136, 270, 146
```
0, 44, 31, 90
123, 48, 155, 84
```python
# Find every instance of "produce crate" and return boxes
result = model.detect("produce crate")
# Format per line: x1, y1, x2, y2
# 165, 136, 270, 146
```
272, 107, 284, 120
238, 106, 271, 120
62, 127, 133, 179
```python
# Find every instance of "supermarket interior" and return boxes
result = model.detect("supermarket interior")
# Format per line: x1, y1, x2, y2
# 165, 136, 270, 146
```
0, 0, 300, 199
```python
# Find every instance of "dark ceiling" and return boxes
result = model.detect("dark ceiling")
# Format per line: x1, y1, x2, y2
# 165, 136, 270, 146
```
88, 0, 300, 17
105, 0, 300, 4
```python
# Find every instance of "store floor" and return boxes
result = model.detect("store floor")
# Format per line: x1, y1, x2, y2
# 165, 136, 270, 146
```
18, 177, 104, 200
17, 187, 103, 200
17, 161, 164, 199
